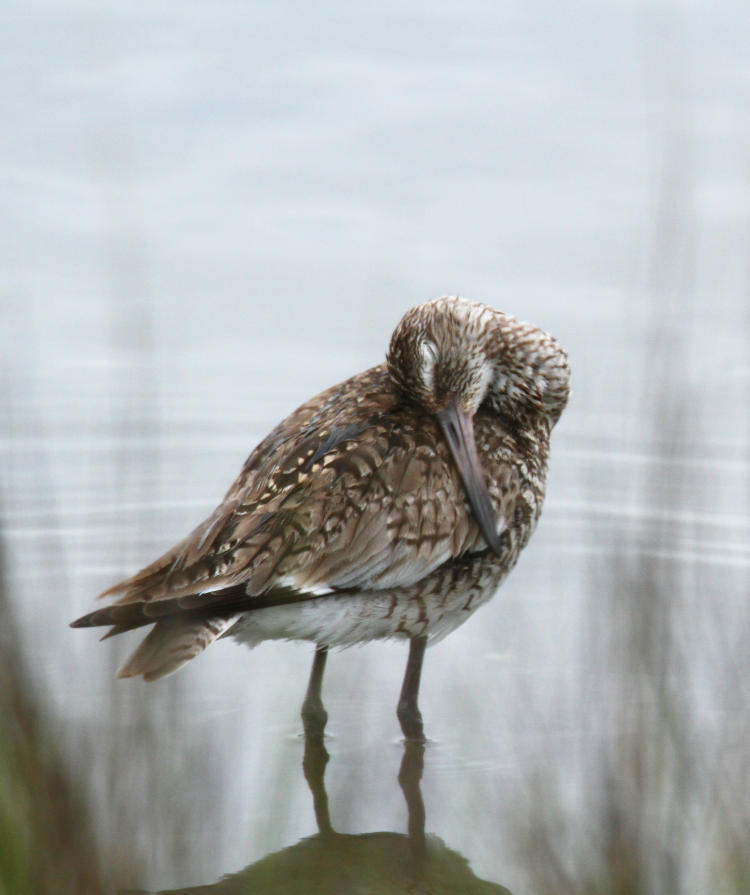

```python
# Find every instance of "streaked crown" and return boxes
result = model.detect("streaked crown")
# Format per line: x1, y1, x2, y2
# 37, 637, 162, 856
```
386, 296, 570, 425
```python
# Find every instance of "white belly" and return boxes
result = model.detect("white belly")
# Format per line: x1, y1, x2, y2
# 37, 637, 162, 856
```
227, 573, 504, 650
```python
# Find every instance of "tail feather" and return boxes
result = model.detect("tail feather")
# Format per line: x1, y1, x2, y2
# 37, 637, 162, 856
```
117, 615, 239, 681
70, 583, 328, 681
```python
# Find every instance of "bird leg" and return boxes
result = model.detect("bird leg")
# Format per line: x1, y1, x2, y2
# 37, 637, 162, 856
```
301, 645, 329, 738
397, 635, 427, 743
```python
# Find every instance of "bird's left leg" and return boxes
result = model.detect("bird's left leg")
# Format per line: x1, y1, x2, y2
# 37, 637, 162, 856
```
397, 635, 427, 744
301, 644, 329, 738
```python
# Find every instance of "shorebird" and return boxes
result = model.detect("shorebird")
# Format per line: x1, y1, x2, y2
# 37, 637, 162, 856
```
72, 296, 569, 741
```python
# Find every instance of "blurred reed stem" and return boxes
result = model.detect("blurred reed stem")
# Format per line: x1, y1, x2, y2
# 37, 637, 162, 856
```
0, 523, 113, 895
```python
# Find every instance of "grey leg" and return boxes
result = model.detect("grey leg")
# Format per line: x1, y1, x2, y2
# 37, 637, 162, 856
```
301, 645, 328, 738
397, 636, 427, 743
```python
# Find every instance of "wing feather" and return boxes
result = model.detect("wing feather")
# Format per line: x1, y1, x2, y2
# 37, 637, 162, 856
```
90, 365, 514, 613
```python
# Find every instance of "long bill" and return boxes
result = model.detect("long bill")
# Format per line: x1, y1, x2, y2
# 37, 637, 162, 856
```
436, 402, 503, 556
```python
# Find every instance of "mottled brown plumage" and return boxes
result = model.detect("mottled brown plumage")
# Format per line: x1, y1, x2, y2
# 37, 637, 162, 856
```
72, 296, 569, 738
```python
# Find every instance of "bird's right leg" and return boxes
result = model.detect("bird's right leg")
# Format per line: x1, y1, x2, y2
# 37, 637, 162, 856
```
397, 636, 427, 744
300, 644, 328, 738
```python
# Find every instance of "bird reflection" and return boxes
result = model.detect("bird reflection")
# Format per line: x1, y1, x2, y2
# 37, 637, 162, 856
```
156, 707, 511, 895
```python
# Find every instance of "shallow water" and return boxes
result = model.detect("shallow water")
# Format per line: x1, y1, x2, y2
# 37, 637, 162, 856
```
2, 1, 750, 891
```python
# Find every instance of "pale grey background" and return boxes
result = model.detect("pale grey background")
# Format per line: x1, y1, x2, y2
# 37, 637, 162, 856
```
2, 1, 749, 890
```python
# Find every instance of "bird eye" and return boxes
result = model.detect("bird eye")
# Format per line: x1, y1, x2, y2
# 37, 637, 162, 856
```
419, 340, 438, 364
418, 341, 439, 390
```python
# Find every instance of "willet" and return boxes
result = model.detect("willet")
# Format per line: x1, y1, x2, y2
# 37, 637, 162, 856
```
72, 296, 569, 741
